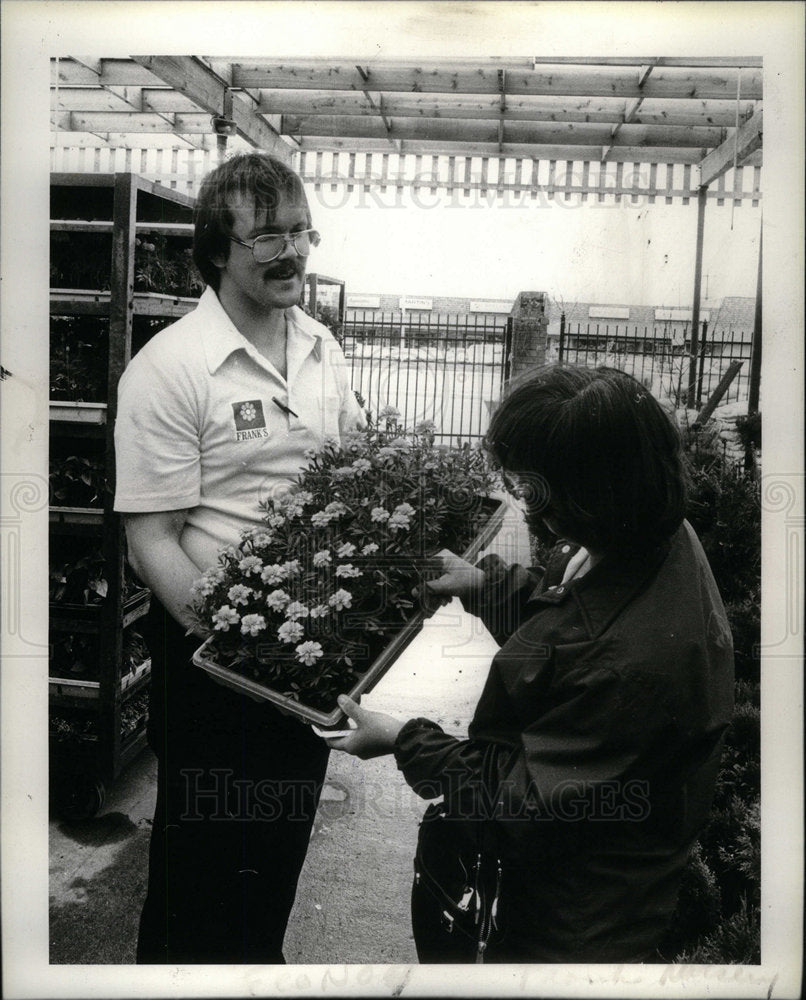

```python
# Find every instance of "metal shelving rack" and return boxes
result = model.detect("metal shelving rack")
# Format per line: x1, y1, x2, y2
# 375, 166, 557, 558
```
49, 172, 197, 817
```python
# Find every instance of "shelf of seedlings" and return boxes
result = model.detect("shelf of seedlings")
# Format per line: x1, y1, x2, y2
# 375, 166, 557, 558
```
49, 172, 198, 818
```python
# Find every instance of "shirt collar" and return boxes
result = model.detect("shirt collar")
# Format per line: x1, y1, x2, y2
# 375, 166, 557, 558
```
528, 532, 675, 638
198, 287, 322, 377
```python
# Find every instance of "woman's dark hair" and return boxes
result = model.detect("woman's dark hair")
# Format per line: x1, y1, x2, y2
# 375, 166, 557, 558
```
192, 153, 311, 291
485, 365, 687, 554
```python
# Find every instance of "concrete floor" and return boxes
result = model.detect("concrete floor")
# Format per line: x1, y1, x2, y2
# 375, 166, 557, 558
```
49, 500, 529, 965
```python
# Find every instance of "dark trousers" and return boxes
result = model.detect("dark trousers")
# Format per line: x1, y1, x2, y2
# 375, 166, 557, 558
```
136, 600, 329, 964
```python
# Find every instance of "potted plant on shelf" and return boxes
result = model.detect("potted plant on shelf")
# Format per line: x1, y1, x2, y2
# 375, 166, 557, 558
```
50, 547, 151, 622
191, 410, 505, 726
49, 316, 109, 403
49, 454, 106, 508
135, 234, 204, 298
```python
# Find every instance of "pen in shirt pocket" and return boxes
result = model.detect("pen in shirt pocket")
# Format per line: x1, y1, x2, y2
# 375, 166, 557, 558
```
272, 396, 299, 418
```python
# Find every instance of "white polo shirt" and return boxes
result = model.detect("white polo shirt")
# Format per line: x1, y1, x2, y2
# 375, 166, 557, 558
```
114, 286, 364, 572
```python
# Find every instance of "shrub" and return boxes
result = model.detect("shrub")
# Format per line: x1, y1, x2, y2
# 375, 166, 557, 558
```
665, 439, 760, 963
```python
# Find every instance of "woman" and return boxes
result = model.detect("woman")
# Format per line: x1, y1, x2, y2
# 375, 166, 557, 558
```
323, 365, 734, 963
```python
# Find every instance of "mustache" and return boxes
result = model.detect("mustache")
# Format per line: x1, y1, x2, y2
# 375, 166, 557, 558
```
264, 261, 301, 278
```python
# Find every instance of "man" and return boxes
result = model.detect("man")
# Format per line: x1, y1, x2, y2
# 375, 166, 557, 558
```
114, 152, 363, 963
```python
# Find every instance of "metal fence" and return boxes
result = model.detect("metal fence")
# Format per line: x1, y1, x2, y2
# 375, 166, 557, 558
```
342, 311, 511, 444
553, 318, 754, 408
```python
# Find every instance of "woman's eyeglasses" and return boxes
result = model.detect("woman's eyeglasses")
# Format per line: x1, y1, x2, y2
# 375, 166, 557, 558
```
229, 229, 321, 263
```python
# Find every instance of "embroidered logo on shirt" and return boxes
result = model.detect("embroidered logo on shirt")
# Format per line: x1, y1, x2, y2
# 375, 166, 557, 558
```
232, 399, 269, 441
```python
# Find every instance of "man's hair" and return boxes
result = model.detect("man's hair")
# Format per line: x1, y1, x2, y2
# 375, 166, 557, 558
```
485, 365, 687, 554
192, 153, 311, 291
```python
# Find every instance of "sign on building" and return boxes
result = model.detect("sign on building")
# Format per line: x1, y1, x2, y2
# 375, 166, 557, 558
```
347, 293, 382, 309
589, 306, 630, 320
656, 308, 711, 322
469, 299, 512, 314
400, 296, 433, 311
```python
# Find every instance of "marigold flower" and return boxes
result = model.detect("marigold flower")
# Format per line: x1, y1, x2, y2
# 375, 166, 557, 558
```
378, 404, 401, 420
212, 605, 240, 631
337, 542, 357, 558
309, 604, 330, 619
371, 506, 390, 523
332, 466, 356, 480
361, 543, 380, 555
351, 458, 372, 475
295, 641, 324, 666
415, 420, 437, 435
311, 511, 332, 528
394, 502, 416, 517
265, 589, 290, 611
335, 563, 362, 578
313, 550, 332, 567
283, 559, 301, 576
325, 501, 347, 517
238, 555, 264, 576
285, 601, 310, 620
278, 620, 305, 644
227, 584, 253, 606
388, 513, 411, 532
328, 588, 353, 610
240, 614, 267, 636
191, 576, 217, 598
261, 563, 286, 585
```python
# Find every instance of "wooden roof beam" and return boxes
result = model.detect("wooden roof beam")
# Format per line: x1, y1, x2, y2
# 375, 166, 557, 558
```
295, 137, 708, 163
698, 107, 763, 186
498, 69, 506, 153
50, 131, 224, 151
279, 114, 726, 148
529, 56, 763, 69
131, 56, 294, 162
201, 57, 286, 141
355, 65, 401, 153
232, 62, 763, 100
602, 60, 657, 162
52, 57, 160, 87
255, 90, 758, 128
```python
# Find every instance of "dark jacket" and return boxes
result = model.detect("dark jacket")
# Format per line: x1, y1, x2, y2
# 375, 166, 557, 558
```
394, 521, 734, 962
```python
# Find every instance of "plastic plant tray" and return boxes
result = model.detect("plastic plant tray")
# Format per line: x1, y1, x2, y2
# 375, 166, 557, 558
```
193, 496, 507, 728
50, 587, 151, 626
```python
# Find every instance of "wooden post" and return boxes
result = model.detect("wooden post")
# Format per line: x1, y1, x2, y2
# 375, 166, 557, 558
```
692, 360, 744, 428
748, 224, 762, 415
697, 319, 709, 407
102, 171, 138, 782
687, 185, 707, 408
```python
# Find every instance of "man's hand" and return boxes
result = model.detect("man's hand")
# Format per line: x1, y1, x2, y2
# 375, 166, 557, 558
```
414, 548, 486, 607
318, 695, 404, 759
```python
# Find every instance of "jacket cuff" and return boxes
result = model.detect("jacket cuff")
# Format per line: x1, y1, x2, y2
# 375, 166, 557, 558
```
393, 716, 444, 766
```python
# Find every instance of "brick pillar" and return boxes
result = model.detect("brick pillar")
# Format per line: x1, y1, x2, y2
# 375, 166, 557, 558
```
508, 291, 548, 390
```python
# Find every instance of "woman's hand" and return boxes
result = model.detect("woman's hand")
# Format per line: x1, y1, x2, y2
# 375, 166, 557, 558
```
414, 548, 486, 608
319, 695, 404, 759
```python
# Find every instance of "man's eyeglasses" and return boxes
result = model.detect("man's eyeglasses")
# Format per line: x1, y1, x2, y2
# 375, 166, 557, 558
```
229, 229, 321, 264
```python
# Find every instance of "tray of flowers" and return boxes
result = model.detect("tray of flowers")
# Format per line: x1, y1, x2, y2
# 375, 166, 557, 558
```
191, 411, 505, 728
